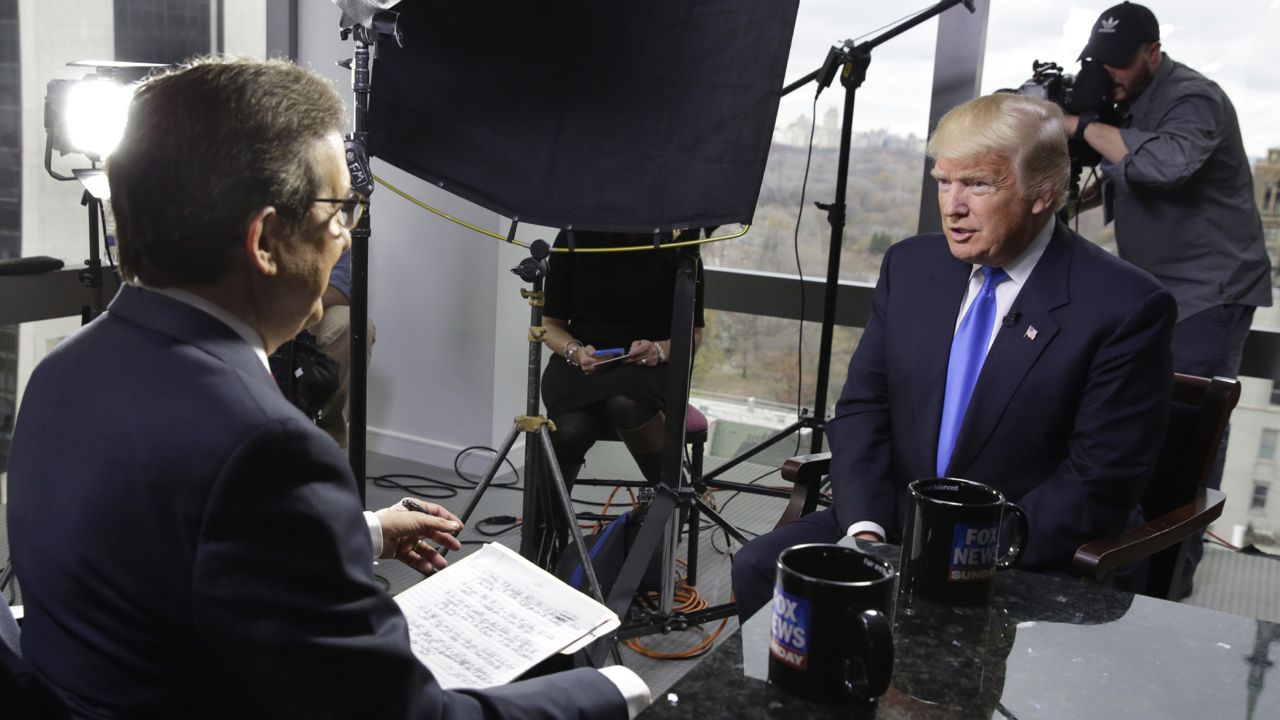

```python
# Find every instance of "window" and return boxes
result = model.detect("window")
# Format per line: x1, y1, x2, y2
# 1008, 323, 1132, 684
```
1251, 482, 1270, 511
1260, 429, 1278, 461
695, 2, 937, 407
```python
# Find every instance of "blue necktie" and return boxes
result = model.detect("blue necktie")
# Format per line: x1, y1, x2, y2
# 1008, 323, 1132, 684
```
937, 266, 1008, 476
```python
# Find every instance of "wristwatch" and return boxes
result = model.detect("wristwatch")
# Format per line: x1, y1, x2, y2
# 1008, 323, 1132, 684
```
1074, 111, 1099, 142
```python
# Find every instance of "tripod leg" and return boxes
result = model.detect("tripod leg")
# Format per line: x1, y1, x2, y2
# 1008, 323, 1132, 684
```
538, 426, 608, 607
456, 424, 521, 526
686, 497, 701, 587
659, 501, 681, 615
693, 493, 750, 545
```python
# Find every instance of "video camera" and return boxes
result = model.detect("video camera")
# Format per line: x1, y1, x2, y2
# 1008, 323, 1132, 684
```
1004, 59, 1119, 190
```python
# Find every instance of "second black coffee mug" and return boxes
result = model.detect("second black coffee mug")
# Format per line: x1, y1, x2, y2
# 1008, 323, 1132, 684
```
899, 478, 1028, 606
768, 543, 895, 703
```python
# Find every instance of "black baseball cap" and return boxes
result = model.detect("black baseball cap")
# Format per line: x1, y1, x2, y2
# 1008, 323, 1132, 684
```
1078, 2, 1160, 66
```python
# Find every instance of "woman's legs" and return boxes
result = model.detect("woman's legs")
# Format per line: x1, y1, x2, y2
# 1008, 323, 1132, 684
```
604, 396, 665, 483
548, 409, 600, 488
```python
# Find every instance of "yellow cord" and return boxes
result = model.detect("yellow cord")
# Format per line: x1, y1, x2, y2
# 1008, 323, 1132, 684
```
372, 173, 750, 252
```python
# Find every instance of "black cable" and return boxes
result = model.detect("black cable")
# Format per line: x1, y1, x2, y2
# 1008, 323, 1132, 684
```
1071, 166, 1099, 233
793, 94, 819, 457
454, 445, 522, 488
714, 465, 785, 517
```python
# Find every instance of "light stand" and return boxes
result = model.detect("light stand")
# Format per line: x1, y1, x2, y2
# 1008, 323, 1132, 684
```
339, 11, 402, 505
451, 240, 609, 609
69, 169, 112, 324
701, 0, 976, 489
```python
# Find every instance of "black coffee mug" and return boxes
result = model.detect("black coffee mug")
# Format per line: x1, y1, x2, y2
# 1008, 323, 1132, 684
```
768, 543, 895, 703
899, 478, 1029, 606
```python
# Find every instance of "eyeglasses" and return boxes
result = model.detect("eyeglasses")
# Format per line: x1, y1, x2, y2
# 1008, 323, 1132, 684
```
312, 191, 368, 230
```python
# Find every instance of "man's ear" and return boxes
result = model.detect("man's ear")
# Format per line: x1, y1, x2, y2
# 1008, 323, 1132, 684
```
1030, 189, 1055, 217
244, 206, 280, 277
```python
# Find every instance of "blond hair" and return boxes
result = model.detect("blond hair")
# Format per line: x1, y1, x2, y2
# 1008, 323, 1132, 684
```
926, 93, 1069, 209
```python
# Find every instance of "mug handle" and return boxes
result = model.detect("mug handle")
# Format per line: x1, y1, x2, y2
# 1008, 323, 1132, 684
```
844, 608, 894, 699
996, 502, 1029, 570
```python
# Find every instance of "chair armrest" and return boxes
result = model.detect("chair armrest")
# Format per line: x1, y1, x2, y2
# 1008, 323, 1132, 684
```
776, 452, 832, 529
1072, 488, 1226, 581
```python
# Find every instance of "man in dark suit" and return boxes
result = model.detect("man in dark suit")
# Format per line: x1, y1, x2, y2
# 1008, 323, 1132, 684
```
6, 58, 644, 718
731, 92, 1176, 621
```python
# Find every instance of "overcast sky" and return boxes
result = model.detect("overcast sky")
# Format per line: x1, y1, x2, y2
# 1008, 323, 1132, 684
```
777, 1, 1280, 159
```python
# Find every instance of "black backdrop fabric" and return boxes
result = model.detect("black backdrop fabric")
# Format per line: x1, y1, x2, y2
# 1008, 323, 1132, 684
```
367, 0, 801, 233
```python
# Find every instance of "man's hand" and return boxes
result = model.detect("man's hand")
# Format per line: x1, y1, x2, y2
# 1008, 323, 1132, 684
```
375, 498, 463, 574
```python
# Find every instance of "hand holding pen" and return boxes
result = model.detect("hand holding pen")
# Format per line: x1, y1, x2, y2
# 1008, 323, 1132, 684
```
374, 497, 464, 575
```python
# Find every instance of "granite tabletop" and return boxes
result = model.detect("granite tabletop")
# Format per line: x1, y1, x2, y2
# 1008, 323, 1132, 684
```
639, 541, 1280, 719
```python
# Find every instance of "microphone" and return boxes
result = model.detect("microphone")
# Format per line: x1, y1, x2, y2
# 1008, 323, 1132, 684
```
1002, 311, 1021, 328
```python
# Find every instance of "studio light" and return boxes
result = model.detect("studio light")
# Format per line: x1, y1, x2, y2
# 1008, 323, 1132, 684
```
46, 77, 133, 159
44, 61, 161, 180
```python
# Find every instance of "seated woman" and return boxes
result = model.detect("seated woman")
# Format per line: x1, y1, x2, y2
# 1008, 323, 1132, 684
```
540, 230, 705, 487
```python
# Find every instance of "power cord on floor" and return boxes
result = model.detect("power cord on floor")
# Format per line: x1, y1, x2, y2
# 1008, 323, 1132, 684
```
623, 560, 732, 660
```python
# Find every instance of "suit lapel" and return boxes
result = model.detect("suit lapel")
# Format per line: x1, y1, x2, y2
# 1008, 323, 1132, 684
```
910, 247, 973, 478
946, 223, 1073, 476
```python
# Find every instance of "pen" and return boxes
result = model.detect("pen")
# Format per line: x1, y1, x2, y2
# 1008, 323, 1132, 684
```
402, 498, 433, 515
402, 498, 462, 537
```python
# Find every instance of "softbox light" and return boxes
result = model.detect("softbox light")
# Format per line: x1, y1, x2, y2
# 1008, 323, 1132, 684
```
368, 0, 800, 233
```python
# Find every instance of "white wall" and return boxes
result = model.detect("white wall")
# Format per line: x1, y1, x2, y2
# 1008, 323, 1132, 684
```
298, 4, 531, 473
17, 0, 116, 407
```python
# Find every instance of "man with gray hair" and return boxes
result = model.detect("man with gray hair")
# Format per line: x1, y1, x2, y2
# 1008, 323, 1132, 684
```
7, 57, 645, 718
732, 92, 1176, 621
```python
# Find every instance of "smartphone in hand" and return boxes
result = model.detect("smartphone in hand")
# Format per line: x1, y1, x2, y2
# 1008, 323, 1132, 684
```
590, 347, 627, 367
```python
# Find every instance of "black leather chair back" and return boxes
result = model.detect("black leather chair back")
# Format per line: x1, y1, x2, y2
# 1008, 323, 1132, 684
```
1140, 374, 1240, 598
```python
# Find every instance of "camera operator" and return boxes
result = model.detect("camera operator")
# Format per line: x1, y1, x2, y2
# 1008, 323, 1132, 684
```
1061, 2, 1271, 592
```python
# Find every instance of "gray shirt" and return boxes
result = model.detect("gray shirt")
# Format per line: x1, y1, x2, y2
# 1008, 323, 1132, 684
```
1101, 54, 1271, 320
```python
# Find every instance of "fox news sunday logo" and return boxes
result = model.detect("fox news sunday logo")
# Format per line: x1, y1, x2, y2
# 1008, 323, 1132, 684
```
948, 523, 999, 581
770, 587, 810, 669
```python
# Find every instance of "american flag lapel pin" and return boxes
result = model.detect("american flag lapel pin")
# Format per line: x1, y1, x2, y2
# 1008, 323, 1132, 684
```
1024, 325, 1038, 341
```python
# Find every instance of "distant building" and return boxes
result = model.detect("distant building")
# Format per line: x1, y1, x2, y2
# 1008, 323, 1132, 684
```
1217, 378, 1280, 547
1256, 149, 1280, 280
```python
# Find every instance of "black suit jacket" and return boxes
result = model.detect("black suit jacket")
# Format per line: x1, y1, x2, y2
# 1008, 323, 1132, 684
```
827, 222, 1176, 571
7, 285, 625, 719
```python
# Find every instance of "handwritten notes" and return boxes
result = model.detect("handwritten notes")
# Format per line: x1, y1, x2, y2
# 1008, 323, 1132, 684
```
395, 542, 619, 689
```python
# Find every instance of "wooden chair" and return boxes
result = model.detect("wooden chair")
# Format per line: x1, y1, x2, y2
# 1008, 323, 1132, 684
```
1073, 373, 1239, 599
773, 373, 1240, 601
